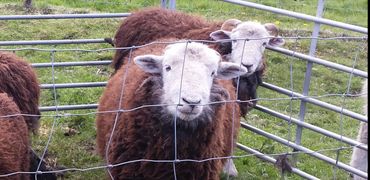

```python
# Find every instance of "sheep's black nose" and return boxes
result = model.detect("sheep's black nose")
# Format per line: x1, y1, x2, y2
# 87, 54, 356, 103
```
242, 64, 253, 68
182, 98, 201, 109
242, 64, 253, 72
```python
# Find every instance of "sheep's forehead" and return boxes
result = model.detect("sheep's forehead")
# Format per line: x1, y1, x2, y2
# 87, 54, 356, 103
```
232, 21, 269, 39
163, 43, 221, 67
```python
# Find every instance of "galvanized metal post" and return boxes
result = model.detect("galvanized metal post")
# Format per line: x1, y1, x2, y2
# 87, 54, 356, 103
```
161, 0, 176, 10
169, 0, 176, 10
222, 0, 367, 34
161, 0, 167, 8
294, 0, 325, 149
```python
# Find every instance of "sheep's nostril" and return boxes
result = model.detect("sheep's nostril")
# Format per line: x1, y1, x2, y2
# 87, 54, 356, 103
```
242, 64, 253, 69
182, 98, 201, 105
242, 64, 253, 72
182, 98, 201, 110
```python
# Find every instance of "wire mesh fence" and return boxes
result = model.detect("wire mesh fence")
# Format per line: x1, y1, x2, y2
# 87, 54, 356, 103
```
0, 0, 368, 179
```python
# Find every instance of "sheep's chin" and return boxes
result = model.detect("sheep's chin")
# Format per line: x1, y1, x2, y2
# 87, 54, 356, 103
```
176, 108, 202, 121
165, 104, 203, 121
241, 64, 259, 77
176, 112, 200, 121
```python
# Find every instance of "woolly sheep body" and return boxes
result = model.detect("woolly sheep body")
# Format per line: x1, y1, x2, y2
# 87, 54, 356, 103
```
0, 51, 40, 133
96, 40, 244, 179
0, 93, 30, 180
0, 52, 55, 179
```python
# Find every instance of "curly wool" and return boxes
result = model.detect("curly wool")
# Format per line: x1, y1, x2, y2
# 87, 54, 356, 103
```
0, 51, 41, 133
96, 41, 240, 179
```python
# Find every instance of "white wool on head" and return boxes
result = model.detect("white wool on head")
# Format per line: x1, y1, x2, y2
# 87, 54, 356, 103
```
228, 21, 270, 75
210, 20, 285, 76
161, 42, 221, 121
134, 41, 247, 121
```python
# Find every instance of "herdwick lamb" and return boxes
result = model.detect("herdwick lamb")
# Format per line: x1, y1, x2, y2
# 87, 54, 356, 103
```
96, 39, 247, 179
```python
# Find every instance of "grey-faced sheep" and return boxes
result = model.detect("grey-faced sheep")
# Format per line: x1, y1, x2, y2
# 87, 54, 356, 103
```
110, 7, 285, 116
0, 93, 30, 180
350, 79, 368, 180
96, 39, 247, 179
0, 51, 40, 133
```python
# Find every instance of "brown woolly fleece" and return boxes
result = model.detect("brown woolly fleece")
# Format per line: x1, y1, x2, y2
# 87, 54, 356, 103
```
96, 39, 240, 179
112, 7, 226, 71
0, 51, 40, 133
111, 7, 267, 116
0, 93, 30, 180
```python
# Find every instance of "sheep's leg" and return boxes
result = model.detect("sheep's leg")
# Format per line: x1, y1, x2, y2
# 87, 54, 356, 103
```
223, 159, 238, 177
350, 122, 368, 180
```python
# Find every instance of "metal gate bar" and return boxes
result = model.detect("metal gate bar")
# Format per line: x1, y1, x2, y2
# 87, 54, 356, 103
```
39, 104, 98, 112
0, 13, 130, 20
236, 143, 320, 180
32, 60, 111, 68
268, 46, 368, 78
41, 82, 107, 89
0, 39, 107, 46
222, 0, 367, 34
255, 105, 367, 151
261, 82, 367, 122
241, 122, 368, 179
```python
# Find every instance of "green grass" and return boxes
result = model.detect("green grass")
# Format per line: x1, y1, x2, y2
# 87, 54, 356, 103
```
0, 0, 368, 179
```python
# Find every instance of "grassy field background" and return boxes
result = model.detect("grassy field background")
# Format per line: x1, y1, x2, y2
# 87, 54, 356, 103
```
0, 0, 368, 179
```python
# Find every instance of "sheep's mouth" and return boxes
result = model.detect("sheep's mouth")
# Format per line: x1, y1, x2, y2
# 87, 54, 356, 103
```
177, 108, 201, 121
241, 64, 259, 77
240, 64, 252, 75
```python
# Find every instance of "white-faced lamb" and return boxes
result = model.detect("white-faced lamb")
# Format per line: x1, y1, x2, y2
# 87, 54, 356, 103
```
109, 7, 285, 116
96, 39, 247, 179
350, 79, 368, 180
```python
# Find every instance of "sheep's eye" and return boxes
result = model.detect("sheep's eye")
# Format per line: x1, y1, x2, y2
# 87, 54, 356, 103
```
165, 65, 172, 72
262, 42, 267, 46
211, 71, 216, 76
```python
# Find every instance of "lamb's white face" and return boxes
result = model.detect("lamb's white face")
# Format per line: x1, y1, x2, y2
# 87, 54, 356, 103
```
134, 42, 247, 121
210, 21, 285, 76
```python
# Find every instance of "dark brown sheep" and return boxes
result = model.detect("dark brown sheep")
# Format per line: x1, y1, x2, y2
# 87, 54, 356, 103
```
96, 39, 247, 179
0, 52, 56, 179
110, 7, 285, 116
0, 51, 41, 133
111, 7, 224, 71
0, 93, 30, 180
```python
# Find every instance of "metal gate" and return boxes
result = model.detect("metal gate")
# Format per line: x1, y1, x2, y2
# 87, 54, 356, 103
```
0, 0, 367, 179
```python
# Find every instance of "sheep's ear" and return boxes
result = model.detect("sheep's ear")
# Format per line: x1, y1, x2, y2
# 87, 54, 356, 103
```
216, 62, 248, 80
210, 30, 233, 55
268, 36, 285, 47
210, 30, 232, 41
264, 23, 285, 47
134, 55, 163, 73
221, 19, 241, 31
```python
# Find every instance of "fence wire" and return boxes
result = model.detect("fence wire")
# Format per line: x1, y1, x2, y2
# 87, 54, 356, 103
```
0, 92, 368, 119
0, 144, 362, 177
0, 35, 367, 179
0, 0, 368, 175
0, 1, 367, 179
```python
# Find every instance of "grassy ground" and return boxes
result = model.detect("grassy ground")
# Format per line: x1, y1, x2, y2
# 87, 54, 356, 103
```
0, 0, 368, 179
